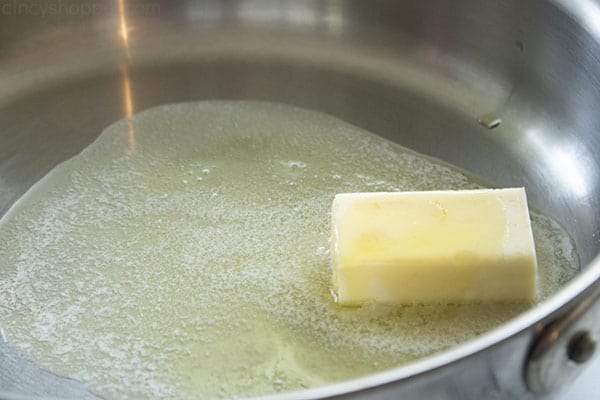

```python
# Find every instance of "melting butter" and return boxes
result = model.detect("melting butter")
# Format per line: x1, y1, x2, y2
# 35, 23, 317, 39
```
331, 189, 537, 305
0, 101, 579, 399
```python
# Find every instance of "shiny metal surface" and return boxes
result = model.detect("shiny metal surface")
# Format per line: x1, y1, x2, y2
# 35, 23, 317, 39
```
1, 0, 599, 399
526, 283, 600, 394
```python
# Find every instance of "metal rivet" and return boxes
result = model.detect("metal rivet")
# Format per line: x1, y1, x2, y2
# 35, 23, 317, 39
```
567, 331, 596, 364
477, 114, 502, 129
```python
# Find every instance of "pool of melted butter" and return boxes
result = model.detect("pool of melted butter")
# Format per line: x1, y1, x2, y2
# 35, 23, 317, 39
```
0, 101, 579, 399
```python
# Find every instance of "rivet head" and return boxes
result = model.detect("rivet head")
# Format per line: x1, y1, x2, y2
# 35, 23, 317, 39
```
567, 331, 596, 364
477, 114, 502, 129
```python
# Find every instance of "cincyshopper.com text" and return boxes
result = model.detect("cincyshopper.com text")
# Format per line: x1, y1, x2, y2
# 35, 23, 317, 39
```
0, 0, 160, 17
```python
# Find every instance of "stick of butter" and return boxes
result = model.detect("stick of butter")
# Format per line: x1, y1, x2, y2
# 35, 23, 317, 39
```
331, 188, 537, 305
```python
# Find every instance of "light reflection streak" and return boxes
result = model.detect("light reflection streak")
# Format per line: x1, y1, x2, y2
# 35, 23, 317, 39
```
121, 65, 136, 153
548, 146, 589, 198
526, 128, 590, 198
555, 0, 600, 44
117, 0, 135, 153
118, 0, 130, 49
185, 0, 346, 36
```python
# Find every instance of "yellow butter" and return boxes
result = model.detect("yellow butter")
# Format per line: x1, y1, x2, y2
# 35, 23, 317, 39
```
331, 188, 537, 305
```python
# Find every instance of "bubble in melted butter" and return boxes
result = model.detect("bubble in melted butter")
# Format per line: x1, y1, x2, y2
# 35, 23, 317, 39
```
0, 101, 579, 399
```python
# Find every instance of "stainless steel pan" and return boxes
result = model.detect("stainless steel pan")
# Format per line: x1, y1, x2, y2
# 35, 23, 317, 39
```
1, 1, 599, 399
